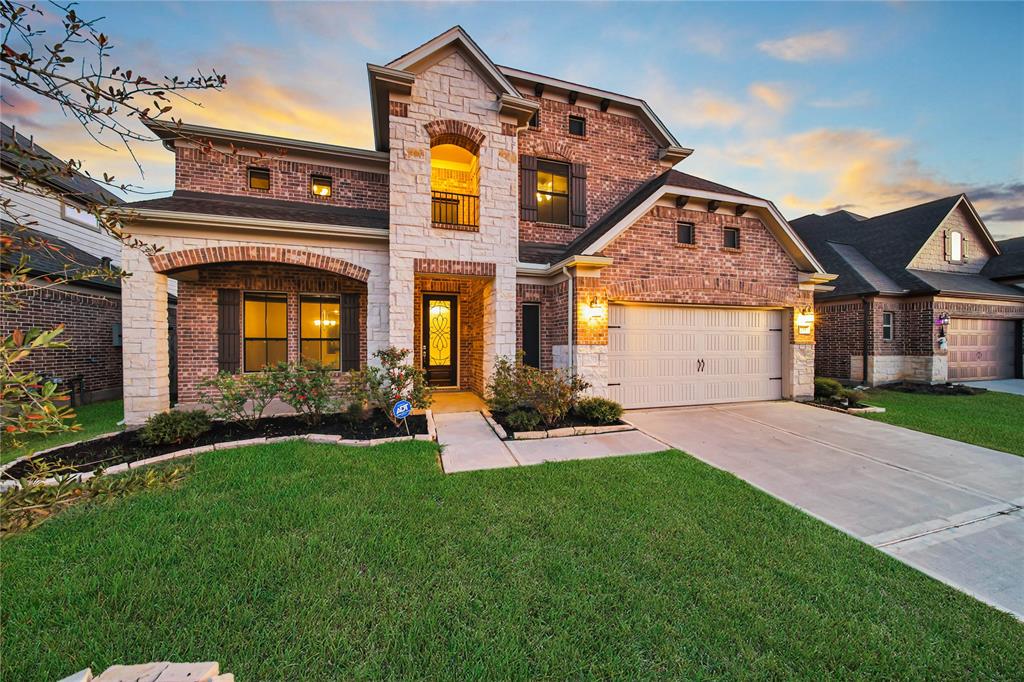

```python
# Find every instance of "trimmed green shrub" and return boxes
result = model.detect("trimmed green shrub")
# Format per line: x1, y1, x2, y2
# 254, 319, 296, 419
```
276, 361, 337, 426
841, 388, 867, 406
199, 368, 279, 428
347, 347, 432, 426
814, 377, 844, 401
505, 409, 541, 433
486, 353, 590, 427
574, 397, 623, 425
139, 410, 211, 446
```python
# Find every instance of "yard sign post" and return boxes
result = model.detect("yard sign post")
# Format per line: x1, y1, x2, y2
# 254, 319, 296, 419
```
392, 399, 413, 436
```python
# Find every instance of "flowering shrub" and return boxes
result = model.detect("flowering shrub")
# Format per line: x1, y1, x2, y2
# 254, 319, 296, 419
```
348, 347, 431, 426
276, 361, 336, 426
486, 353, 590, 427
199, 368, 279, 429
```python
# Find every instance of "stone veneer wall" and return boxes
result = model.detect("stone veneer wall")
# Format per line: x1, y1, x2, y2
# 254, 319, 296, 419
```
387, 49, 519, 386
122, 234, 388, 424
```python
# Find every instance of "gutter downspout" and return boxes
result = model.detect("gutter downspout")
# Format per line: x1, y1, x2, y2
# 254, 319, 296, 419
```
861, 297, 871, 386
563, 266, 574, 372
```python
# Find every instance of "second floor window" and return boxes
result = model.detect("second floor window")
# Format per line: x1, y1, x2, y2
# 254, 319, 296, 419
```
311, 175, 332, 198
724, 227, 740, 249
61, 201, 99, 231
536, 160, 569, 225
677, 222, 695, 245
248, 167, 270, 191
568, 115, 586, 136
948, 230, 963, 262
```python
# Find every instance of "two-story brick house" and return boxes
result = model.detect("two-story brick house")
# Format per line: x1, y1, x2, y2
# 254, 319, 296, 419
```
117, 26, 833, 424
792, 195, 1024, 385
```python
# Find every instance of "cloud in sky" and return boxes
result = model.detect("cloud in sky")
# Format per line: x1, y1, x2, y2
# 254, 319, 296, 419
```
749, 83, 792, 113
757, 30, 850, 62
809, 90, 874, 109
0, 90, 44, 127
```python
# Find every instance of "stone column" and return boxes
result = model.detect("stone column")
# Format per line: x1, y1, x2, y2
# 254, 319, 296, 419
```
365, 257, 390, 364
121, 247, 170, 424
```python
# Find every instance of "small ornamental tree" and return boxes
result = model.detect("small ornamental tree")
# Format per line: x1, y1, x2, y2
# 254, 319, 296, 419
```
348, 347, 432, 426
275, 361, 336, 426
1, 1, 227, 448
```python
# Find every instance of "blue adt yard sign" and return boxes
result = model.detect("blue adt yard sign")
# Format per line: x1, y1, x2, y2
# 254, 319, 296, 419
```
392, 399, 412, 421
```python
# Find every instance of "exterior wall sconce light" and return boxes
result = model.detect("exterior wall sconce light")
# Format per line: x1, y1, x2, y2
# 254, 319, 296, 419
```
935, 312, 950, 327
585, 297, 604, 322
796, 308, 815, 335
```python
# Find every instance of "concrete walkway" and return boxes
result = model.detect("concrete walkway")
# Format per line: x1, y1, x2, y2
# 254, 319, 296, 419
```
434, 411, 665, 474
961, 379, 1024, 396
626, 401, 1024, 618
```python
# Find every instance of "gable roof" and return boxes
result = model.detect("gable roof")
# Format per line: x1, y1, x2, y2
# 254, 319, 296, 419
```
368, 26, 539, 151
1, 220, 121, 291
792, 194, 1022, 300
1, 123, 121, 206
551, 169, 826, 274
982, 236, 1024, 281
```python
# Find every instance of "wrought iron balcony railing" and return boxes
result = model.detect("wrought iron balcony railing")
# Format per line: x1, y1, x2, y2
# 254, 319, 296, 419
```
431, 190, 479, 228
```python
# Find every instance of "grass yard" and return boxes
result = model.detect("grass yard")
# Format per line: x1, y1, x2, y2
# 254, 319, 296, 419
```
3, 442, 1022, 680
1, 399, 124, 465
862, 389, 1024, 457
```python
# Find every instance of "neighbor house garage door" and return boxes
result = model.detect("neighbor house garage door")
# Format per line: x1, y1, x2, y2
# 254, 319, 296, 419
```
948, 318, 1015, 381
608, 304, 783, 409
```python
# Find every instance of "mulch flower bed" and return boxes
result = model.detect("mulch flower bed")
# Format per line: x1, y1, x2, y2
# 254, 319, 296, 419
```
490, 412, 627, 437
883, 382, 987, 396
3, 411, 428, 479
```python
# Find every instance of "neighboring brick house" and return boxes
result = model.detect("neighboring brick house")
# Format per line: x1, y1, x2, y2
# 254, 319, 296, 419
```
116, 26, 833, 423
792, 196, 1024, 385
0, 123, 167, 404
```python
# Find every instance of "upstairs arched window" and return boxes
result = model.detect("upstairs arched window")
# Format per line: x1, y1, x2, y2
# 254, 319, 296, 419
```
430, 143, 479, 228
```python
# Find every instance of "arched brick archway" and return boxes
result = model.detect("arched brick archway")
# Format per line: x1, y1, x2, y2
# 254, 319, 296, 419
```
149, 246, 371, 282
531, 139, 573, 163
424, 119, 486, 154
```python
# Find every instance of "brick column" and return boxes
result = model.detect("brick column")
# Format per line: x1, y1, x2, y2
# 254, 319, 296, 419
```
121, 246, 170, 424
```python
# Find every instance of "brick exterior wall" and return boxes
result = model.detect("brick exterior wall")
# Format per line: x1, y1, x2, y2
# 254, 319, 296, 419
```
175, 264, 367, 404
174, 146, 388, 212
909, 202, 995, 274
515, 281, 568, 370
1, 287, 124, 403
595, 205, 809, 308
517, 96, 665, 246
413, 276, 485, 394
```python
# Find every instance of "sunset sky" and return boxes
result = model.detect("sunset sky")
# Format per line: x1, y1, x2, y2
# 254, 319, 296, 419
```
5, 1, 1023, 239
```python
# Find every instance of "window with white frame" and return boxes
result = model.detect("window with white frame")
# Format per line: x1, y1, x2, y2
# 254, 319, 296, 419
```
882, 311, 895, 341
61, 201, 99, 230
948, 230, 963, 262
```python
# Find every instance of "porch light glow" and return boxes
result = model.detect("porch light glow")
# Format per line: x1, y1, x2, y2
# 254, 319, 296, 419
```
796, 309, 814, 335
585, 297, 604, 322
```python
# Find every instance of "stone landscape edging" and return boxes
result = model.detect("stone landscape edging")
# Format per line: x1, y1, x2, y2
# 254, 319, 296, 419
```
482, 413, 634, 441
1, 410, 438, 490
805, 401, 886, 415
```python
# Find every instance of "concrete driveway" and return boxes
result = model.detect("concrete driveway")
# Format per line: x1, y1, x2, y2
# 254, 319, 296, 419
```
961, 379, 1024, 396
627, 401, 1024, 618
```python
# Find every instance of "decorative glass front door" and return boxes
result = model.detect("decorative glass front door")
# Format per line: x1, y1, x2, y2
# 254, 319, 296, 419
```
422, 295, 458, 386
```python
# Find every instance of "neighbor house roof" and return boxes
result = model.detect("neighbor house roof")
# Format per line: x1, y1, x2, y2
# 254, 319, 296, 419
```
1, 123, 121, 206
982, 236, 1024, 281
123, 190, 389, 230
1, 220, 121, 291
792, 194, 1024, 300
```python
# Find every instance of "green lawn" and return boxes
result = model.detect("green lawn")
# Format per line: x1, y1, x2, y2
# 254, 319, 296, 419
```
3, 442, 1021, 680
1, 399, 124, 465
862, 389, 1024, 457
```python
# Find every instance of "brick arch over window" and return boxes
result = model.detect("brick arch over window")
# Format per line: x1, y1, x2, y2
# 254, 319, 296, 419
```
424, 119, 486, 154
606, 275, 808, 308
532, 139, 573, 163
149, 246, 371, 282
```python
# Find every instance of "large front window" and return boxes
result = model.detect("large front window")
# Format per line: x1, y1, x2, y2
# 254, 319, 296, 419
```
536, 160, 569, 225
244, 293, 287, 371
430, 143, 479, 227
300, 295, 341, 369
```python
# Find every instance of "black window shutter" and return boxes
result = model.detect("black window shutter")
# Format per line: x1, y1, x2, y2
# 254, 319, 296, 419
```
570, 163, 587, 228
520, 155, 538, 221
522, 304, 541, 368
217, 289, 240, 373
340, 293, 360, 371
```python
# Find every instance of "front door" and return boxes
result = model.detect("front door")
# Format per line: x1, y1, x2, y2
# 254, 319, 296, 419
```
422, 294, 458, 386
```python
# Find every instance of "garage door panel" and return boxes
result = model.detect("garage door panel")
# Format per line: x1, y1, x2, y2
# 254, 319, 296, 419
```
609, 304, 784, 409
948, 318, 1014, 381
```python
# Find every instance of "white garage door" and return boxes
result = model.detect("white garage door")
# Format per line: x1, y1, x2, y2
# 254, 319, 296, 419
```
608, 304, 784, 409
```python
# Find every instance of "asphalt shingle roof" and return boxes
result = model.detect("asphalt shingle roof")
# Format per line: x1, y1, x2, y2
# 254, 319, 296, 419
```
1, 221, 121, 291
792, 195, 1024, 301
982, 236, 1024, 280
125, 191, 388, 230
